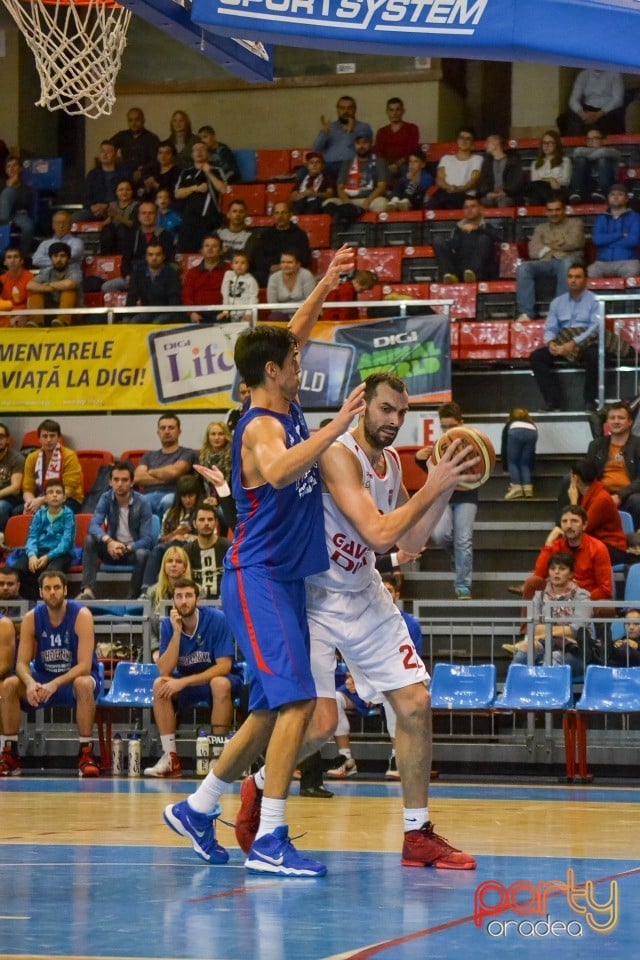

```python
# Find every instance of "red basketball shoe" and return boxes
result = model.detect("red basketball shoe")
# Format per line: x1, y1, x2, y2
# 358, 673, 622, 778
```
401, 821, 476, 870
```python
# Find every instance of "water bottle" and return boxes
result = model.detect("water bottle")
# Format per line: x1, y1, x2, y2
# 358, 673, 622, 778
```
196, 729, 210, 777
127, 733, 141, 777
111, 733, 124, 776
209, 734, 226, 760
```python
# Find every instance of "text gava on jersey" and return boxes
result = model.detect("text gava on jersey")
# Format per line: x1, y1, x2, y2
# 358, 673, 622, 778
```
330, 532, 368, 573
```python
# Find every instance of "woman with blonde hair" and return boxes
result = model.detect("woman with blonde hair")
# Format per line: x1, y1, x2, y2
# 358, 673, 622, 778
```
147, 545, 192, 658
199, 420, 232, 484
527, 130, 571, 205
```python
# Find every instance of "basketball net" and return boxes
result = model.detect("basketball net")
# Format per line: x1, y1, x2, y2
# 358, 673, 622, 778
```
3, 0, 132, 118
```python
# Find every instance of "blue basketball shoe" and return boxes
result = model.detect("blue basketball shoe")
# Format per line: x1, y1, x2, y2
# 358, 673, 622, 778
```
163, 800, 229, 864
245, 825, 327, 877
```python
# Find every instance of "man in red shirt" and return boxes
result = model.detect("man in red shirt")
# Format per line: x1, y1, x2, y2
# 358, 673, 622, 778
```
182, 234, 228, 323
374, 97, 420, 183
0, 247, 34, 326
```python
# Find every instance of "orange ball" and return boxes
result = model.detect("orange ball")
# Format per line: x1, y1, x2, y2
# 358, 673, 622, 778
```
433, 425, 496, 490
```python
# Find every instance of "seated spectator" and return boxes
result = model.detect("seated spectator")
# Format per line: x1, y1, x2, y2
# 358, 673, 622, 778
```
0, 422, 23, 532
0, 247, 34, 326
587, 184, 640, 279
226, 380, 250, 434
525, 131, 571, 205
192, 462, 237, 536
569, 130, 621, 204
312, 94, 374, 180
501, 407, 538, 500
140, 140, 181, 202
185, 501, 232, 600
174, 141, 229, 253
323, 269, 378, 321
102, 200, 174, 293
477, 135, 523, 208
0, 571, 102, 777
110, 106, 160, 184
0, 567, 23, 613
77, 460, 154, 602
125, 241, 181, 324
323, 134, 389, 224
561, 69, 625, 136
182, 234, 228, 323
146, 545, 192, 658
99, 180, 139, 258
245, 201, 311, 287
168, 110, 200, 169
197, 125, 240, 184
217, 199, 252, 256
133, 413, 196, 518
26, 242, 83, 327
561, 458, 633, 566
266, 251, 315, 314
515, 195, 585, 321
290, 152, 335, 215
139, 474, 201, 595
434, 196, 498, 283
610, 609, 640, 666
143, 577, 240, 777
22, 418, 83, 515
426, 128, 482, 210
32, 210, 84, 270
0, 156, 35, 256
374, 97, 420, 185
198, 420, 232, 483
9, 480, 75, 600
386, 151, 433, 211
583, 401, 640, 528
218, 251, 259, 321
74, 140, 124, 222
155, 188, 181, 240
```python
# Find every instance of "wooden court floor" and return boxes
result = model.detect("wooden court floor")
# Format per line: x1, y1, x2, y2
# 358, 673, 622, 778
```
1, 776, 639, 959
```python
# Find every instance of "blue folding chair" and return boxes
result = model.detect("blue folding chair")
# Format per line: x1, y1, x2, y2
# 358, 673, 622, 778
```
494, 664, 573, 711
624, 564, 640, 603
430, 663, 496, 710
619, 511, 634, 536
571, 665, 640, 779
96, 661, 159, 769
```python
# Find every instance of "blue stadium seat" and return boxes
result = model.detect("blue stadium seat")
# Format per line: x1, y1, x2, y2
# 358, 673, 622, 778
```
234, 149, 257, 183
21, 157, 64, 191
576, 665, 640, 713
98, 661, 159, 707
619, 511, 634, 536
494, 664, 573, 711
624, 564, 640, 603
430, 663, 496, 710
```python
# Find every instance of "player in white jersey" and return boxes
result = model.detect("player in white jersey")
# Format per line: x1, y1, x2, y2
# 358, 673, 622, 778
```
236, 372, 479, 870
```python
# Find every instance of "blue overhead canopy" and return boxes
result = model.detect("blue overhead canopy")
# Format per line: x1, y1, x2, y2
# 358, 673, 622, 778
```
189, 0, 640, 74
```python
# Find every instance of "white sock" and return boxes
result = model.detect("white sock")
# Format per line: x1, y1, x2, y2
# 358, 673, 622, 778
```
255, 765, 266, 791
161, 734, 176, 754
340, 748, 352, 761
404, 807, 428, 833
79, 737, 92, 746
256, 797, 286, 840
188, 772, 232, 814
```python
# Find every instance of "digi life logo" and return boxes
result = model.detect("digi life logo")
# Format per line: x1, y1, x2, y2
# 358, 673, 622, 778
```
474, 869, 618, 938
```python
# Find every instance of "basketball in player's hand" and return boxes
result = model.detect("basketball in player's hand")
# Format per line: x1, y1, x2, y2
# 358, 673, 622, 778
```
433, 426, 496, 490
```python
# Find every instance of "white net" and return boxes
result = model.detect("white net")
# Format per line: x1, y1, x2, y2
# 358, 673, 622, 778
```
2, 0, 132, 118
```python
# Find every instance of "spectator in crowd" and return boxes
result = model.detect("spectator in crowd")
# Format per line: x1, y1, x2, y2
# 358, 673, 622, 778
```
0, 567, 23, 611
587, 184, 640, 279
529, 264, 600, 412
133, 414, 197, 518
246, 201, 311, 287
610, 609, 640, 666
322, 268, 378, 321
374, 97, 420, 185
217, 199, 252, 255
140, 140, 181, 201
477, 134, 524, 207
197, 125, 240, 184
562, 69, 625, 136
144, 577, 239, 778
0, 422, 24, 532
192, 462, 237, 537
146, 545, 192, 657
515, 195, 585, 321
267, 251, 315, 314
501, 407, 538, 500
168, 110, 199, 169
386, 151, 433, 211
182, 234, 228, 323
125, 241, 182, 324
198, 421, 232, 483
434, 196, 498, 283
185, 502, 232, 601
290, 152, 335, 214
427, 128, 482, 210
583, 401, 640, 528
569, 130, 621, 204
218, 251, 259, 321
22, 419, 83, 516
324, 134, 389, 223
77, 460, 154, 602
139, 474, 201, 594
226, 380, 250, 434
110, 106, 160, 183
0, 156, 35, 256
32, 210, 84, 270
75, 140, 123, 222
99, 179, 139, 259
103, 200, 174, 293
175, 141, 229, 253
9, 480, 75, 600
0, 571, 102, 777
525, 131, 572, 205
312, 94, 374, 180
26, 242, 83, 327
561, 458, 631, 566
155, 188, 181, 240
0, 247, 34, 326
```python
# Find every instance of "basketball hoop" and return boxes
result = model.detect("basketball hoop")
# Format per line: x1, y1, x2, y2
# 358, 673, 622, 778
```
2, 0, 132, 118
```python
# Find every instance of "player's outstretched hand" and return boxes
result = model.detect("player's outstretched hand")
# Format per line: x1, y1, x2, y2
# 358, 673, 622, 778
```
324, 244, 356, 290
331, 381, 367, 436
427, 437, 481, 491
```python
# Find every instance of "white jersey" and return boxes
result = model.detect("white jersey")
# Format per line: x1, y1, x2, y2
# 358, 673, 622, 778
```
308, 431, 402, 593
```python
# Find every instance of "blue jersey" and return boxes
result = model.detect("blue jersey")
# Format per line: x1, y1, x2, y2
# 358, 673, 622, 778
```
33, 600, 99, 676
159, 605, 235, 677
224, 402, 328, 581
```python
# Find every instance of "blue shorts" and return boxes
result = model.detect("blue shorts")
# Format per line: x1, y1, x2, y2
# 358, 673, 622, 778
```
221, 566, 316, 712
176, 673, 243, 709
24, 667, 102, 708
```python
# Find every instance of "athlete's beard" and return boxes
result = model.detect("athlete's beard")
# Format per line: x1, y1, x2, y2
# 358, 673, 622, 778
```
362, 411, 398, 451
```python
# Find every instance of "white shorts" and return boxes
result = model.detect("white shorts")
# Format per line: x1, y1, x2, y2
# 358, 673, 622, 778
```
306, 573, 430, 704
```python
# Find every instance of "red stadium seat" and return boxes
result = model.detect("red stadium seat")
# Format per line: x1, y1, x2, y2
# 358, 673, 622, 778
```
265, 182, 293, 210
83, 255, 122, 282
356, 246, 402, 282
76, 449, 115, 495
257, 150, 293, 182
394, 446, 427, 496
3, 514, 32, 550
221, 183, 266, 216
120, 449, 149, 469
294, 214, 331, 249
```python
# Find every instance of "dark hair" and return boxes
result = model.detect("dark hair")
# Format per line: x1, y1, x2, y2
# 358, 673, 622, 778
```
111, 459, 134, 479
228, 198, 247, 209
38, 419, 61, 436
157, 413, 180, 428
44, 478, 65, 493
457, 126, 476, 140
549, 552, 575, 571
571, 459, 598, 485
172, 576, 200, 596
145, 241, 164, 255
0, 567, 20, 579
197, 125, 215, 136
561, 504, 588, 523
3, 246, 22, 259
546, 192, 566, 208
38, 570, 67, 588
196, 501, 218, 518
535, 129, 563, 169
0, 422, 10, 438
158, 139, 177, 156
607, 401, 633, 419
438, 401, 463, 422
407, 151, 425, 164
364, 372, 407, 404
567, 263, 587, 277
234, 324, 299, 388
386, 97, 404, 108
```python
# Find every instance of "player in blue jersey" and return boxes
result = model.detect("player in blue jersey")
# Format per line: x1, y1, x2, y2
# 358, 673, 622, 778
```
144, 577, 241, 778
164, 245, 367, 877
0, 571, 102, 777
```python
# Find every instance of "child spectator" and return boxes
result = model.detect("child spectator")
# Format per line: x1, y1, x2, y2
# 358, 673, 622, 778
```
387, 151, 433, 211
501, 407, 538, 500
219, 251, 259, 321
9, 479, 75, 600
155, 188, 181, 240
